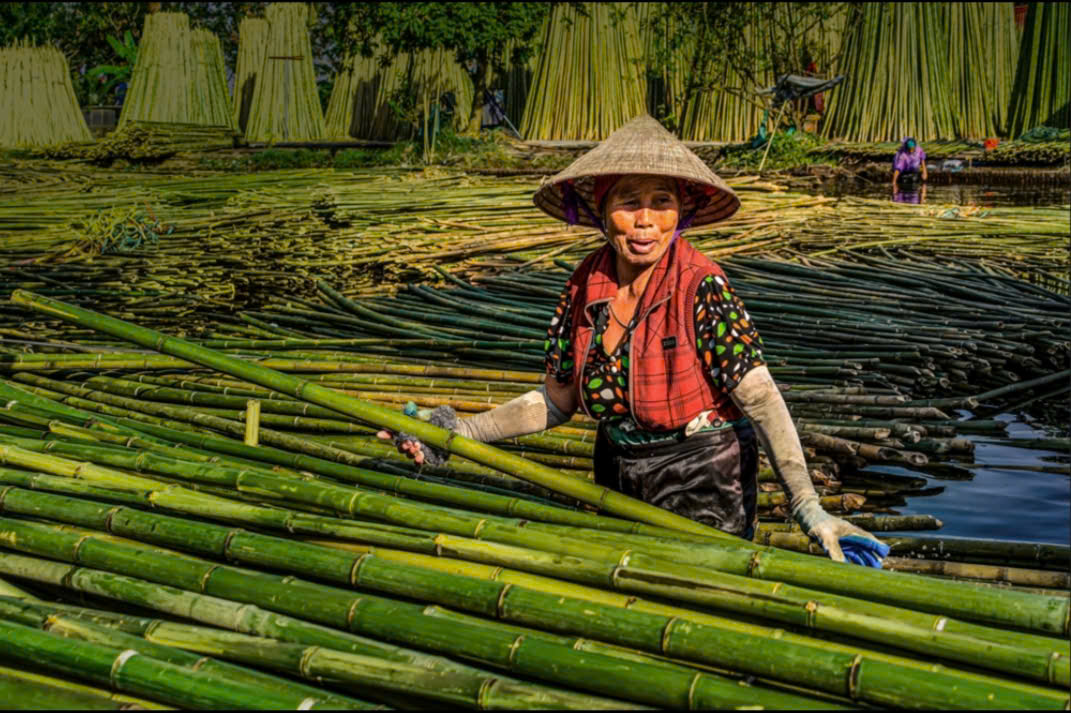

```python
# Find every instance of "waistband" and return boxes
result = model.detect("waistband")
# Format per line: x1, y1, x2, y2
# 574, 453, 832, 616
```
601, 416, 752, 452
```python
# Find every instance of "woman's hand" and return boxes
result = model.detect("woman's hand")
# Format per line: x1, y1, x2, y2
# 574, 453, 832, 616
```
376, 430, 426, 464
795, 500, 890, 567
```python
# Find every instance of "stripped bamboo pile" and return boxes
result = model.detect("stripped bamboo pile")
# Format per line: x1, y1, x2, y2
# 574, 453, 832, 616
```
944, 3, 1015, 140
232, 17, 269, 134
0, 290, 1064, 709
0, 41, 93, 149
520, 3, 647, 141
118, 13, 194, 129
244, 2, 325, 142
33, 121, 238, 163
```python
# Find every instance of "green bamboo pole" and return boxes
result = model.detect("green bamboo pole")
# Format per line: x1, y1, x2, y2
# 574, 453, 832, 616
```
0, 519, 1063, 709
0, 665, 160, 710
10, 290, 724, 537
0, 617, 349, 709
0, 485, 1065, 691
0, 597, 380, 709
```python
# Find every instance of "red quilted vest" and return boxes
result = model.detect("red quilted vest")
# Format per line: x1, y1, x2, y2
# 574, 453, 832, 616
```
565, 238, 743, 431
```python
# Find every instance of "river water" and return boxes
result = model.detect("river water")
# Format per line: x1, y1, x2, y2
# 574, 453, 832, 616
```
802, 178, 1070, 547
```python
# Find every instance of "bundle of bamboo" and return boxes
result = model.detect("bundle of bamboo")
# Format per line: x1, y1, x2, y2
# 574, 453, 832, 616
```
0, 40, 93, 148
244, 2, 325, 142
326, 43, 474, 142
823, 3, 958, 142
118, 12, 194, 129
520, 2, 647, 141
1005, 2, 1071, 138
945, 3, 1001, 139
189, 29, 235, 130
232, 17, 269, 134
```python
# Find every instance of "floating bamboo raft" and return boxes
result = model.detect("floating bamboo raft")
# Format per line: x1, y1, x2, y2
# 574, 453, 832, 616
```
0, 290, 1064, 709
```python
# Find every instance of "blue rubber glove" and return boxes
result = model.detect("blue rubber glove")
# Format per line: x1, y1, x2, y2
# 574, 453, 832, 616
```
794, 499, 890, 568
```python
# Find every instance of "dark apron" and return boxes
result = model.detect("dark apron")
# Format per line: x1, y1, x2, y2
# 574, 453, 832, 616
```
593, 421, 759, 540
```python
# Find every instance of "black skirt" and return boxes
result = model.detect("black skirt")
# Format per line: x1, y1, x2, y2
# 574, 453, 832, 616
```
593, 421, 759, 540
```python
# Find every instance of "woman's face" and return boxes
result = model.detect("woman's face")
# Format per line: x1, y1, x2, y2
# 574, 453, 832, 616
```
604, 174, 681, 273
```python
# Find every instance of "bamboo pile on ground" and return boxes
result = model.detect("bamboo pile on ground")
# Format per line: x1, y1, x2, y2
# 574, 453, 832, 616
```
0, 352, 1065, 708
189, 29, 236, 130
0, 41, 93, 149
117, 13, 195, 129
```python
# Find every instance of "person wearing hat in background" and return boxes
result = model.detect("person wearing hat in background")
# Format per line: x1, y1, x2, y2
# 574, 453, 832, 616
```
380, 115, 889, 567
892, 137, 928, 187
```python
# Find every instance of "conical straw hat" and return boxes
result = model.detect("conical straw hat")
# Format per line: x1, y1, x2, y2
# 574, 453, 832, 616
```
533, 114, 739, 229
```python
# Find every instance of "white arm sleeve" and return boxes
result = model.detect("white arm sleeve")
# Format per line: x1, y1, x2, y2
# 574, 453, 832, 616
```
454, 385, 570, 442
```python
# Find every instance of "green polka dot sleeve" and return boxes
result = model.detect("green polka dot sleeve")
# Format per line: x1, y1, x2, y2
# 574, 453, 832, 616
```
694, 274, 765, 392
544, 289, 576, 385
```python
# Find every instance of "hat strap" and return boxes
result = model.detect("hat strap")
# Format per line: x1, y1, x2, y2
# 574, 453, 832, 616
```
561, 182, 606, 233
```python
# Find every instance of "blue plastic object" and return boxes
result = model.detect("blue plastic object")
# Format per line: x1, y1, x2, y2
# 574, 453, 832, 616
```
836, 535, 891, 568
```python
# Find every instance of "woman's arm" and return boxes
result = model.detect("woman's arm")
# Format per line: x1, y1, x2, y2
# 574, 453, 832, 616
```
380, 376, 577, 464
920, 162, 928, 181
730, 365, 886, 564
891, 169, 900, 185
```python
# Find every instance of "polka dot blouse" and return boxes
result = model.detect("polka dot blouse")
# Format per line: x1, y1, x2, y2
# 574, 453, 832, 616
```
545, 273, 766, 420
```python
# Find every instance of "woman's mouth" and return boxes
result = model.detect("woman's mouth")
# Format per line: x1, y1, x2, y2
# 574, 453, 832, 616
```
626, 237, 658, 254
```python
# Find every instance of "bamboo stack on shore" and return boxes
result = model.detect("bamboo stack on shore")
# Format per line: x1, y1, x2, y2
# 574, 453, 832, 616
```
118, 13, 194, 129
232, 17, 269, 134
520, 3, 647, 141
0, 292, 1064, 709
189, 29, 236, 130
244, 3, 325, 142
1005, 2, 1071, 138
0, 41, 93, 149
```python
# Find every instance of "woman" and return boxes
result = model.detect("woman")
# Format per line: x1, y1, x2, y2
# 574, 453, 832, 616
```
381, 116, 888, 567
892, 137, 928, 186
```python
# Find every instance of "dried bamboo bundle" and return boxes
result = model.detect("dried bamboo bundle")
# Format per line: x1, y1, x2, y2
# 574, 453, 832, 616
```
1006, 2, 1071, 137
945, 3, 998, 139
244, 3, 325, 142
118, 12, 194, 129
189, 29, 235, 130
232, 17, 269, 134
824, 3, 958, 141
0, 40, 92, 148
520, 2, 647, 140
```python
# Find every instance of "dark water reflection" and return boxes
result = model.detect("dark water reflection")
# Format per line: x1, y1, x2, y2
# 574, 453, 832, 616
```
810, 178, 1070, 207
865, 414, 1070, 546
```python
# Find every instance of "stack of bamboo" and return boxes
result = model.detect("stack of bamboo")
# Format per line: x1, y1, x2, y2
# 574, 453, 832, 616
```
118, 12, 195, 129
520, 2, 647, 141
232, 17, 269, 134
1006, 2, 1071, 138
189, 29, 236, 130
326, 43, 474, 141
0, 291, 1065, 709
244, 2, 325, 142
0, 40, 93, 148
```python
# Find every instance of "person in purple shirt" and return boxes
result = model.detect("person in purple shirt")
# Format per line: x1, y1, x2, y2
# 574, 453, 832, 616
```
892, 137, 927, 186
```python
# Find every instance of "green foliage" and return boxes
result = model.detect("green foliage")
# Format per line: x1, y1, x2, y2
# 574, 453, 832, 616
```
87, 31, 138, 98
718, 131, 835, 172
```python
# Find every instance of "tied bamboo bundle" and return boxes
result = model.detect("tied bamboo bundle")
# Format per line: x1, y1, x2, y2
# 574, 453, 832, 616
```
983, 2, 1019, 137
823, 3, 958, 142
1005, 2, 1071, 138
520, 2, 647, 141
326, 42, 474, 141
945, 3, 999, 139
245, 3, 325, 142
232, 17, 269, 134
118, 12, 194, 129
189, 29, 235, 130
0, 41, 93, 148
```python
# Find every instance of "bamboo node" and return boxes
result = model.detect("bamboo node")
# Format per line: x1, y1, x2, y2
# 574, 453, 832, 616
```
1049, 651, 1064, 685
687, 671, 704, 710
345, 597, 363, 629
507, 634, 525, 665
496, 583, 514, 619
0, 487, 12, 511
660, 617, 681, 654
472, 518, 489, 539
199, 564, 221, 593
110, 649, 140, 689
70, 534, 91, 562
298, 646, 321, 679
847, 654, 863, 699
476, 677, 499, 709
933, 617, 948, 632
747, 551, 763, 578
190, 656, 211, 672
221, 529, 242, 559
103, 506, 123, 533
348, 553, 370, 587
